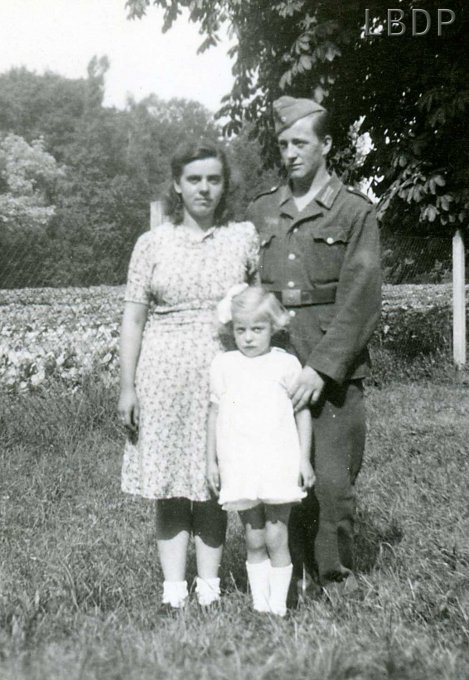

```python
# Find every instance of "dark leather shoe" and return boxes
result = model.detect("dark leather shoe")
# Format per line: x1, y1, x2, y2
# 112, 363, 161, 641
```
322, 573, 359, 600
297, 574, 323, 601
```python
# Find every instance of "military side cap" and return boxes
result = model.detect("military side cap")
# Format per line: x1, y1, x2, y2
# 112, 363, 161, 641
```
273, 96, 325, 133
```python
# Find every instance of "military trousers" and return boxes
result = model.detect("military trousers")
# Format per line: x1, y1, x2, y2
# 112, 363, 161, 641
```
289, 379, 366, 585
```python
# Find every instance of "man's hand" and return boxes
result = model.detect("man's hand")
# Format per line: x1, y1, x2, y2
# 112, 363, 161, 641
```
291, 366, 326, 411
206, 460, 221, 497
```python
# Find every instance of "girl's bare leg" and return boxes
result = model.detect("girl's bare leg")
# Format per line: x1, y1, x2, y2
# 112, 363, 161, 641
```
265, 503, 292, 567
239, 504, 268, 563
240, 505, 270, 611
265, 503, 294, 616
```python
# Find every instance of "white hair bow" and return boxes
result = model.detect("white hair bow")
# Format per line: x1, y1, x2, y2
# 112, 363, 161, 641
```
217, 283, 249, 324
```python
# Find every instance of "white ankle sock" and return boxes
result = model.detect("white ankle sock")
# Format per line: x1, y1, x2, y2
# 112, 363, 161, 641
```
246, 560, 270, 612
195, 576, 221, 606
162, 580, 188, 608
269, 563, 293, 617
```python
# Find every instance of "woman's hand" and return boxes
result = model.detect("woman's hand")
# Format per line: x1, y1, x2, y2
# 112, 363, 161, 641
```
118, 387, 140, 433
206, 460, 221, 497
299, 459, 315, 491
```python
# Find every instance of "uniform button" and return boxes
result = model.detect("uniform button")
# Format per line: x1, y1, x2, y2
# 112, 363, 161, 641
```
288, 253, 296, 260
287, 281, 295, 288
289, 310, 296, 318
326, 237, 334, 244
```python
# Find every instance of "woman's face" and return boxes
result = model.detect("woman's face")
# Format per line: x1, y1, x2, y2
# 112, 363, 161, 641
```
174, 157, 225, 227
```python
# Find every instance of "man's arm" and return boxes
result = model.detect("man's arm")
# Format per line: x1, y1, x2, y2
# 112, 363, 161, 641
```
307, 203, 381, 384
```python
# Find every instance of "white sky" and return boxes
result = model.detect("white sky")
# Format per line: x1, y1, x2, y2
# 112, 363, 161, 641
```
0, 0, 234, 112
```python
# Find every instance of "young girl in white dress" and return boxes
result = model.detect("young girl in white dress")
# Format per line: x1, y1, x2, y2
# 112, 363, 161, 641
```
206, 285, 315, 616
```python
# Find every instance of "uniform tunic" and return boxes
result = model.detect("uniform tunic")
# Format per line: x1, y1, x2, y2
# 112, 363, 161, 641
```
121, 221, 258, 502
247, 174, 381, 382
247, 174, 381, 583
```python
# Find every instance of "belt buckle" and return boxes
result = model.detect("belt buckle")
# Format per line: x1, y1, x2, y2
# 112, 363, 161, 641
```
282, 289, 302, 306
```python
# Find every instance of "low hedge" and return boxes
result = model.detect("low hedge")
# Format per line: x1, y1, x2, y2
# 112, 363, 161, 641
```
373, 305, 452, 358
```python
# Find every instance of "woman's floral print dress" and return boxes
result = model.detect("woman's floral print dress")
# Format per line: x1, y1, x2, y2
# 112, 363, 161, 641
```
121, 221, 258, 501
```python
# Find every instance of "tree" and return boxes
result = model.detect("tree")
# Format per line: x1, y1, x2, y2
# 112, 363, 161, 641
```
125, 0, 469, 234
0, 60, 226, 286
0, 134, 63, 233
0, 134, 65, 287
227, 124, 280, 218
0, 68, 87, 163
123, 94, 220, 198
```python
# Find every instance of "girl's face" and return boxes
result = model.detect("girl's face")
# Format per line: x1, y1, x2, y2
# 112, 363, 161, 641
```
174, 157, 225, 227
232, 311, 273, 358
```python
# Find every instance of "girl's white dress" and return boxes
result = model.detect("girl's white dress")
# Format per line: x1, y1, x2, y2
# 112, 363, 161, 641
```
210, 348, 307, 511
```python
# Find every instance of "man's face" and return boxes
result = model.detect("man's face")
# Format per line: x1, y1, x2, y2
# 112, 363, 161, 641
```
278, 115, 331, 185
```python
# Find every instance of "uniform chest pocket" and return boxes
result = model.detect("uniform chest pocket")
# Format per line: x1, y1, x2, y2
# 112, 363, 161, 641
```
313, 230, 347, 246
259, 233, 276, 284
308, 228, 348, 283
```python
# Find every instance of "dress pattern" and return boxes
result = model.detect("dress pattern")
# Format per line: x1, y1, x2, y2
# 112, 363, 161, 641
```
121, 221, 259, 501
210, 348, 307, 511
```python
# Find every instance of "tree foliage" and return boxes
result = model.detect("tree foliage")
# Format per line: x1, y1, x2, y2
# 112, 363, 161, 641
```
0, 134, 63, 233
126, 0, 469, 234
0, 63, 222, 287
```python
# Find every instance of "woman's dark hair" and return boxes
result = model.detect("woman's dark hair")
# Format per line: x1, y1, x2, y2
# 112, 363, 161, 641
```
164, 139, 233, 226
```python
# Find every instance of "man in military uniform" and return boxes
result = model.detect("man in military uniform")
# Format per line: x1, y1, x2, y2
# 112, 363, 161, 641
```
247, 96, 381, 594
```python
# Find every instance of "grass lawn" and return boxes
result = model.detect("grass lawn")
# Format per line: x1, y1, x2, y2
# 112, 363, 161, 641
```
1, 374, 468, 679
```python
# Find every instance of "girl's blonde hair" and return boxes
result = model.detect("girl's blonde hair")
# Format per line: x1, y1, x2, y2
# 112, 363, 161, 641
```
230, 286, 290, 334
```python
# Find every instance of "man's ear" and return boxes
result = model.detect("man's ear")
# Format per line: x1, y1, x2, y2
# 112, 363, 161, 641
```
322, 135, 333, 157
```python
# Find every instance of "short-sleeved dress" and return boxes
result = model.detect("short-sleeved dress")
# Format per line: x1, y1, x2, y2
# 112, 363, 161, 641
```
209, 348, 307, 511
121, 221, 259, 501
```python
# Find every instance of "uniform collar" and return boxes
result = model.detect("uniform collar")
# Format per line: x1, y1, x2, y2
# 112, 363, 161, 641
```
314, 173, 342, 209
279, 172, 342, 215
278, 184, 296, 219
279, 184, 293, 207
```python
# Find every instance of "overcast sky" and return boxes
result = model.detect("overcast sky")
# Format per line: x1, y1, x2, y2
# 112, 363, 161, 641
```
0, 0, 234, 112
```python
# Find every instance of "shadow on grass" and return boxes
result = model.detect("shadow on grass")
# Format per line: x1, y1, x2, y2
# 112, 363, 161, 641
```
214, 504, 405, 594
354, 507, 404, 574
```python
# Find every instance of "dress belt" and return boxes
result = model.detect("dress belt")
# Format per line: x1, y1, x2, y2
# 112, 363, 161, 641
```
270, 286, 336, 307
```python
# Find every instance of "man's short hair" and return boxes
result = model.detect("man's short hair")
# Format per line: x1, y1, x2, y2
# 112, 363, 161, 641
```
311, 110, 332, 141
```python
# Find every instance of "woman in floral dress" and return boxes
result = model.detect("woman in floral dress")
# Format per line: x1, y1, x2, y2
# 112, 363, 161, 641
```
118, 140, 258, 610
